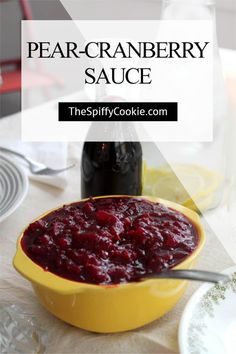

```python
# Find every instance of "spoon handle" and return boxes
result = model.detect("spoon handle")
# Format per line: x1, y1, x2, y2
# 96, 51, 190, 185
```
143, 269, 230, 284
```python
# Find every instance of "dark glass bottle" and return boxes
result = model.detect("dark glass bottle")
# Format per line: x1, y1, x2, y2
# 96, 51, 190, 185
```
81, 142, 142, 198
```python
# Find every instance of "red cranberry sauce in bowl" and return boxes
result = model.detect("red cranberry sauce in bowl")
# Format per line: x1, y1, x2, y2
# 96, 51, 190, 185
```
21, 197, 198, 285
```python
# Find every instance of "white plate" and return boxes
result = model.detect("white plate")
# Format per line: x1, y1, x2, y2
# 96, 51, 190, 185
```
179, 265, 236, 354
0, 154, 28, 223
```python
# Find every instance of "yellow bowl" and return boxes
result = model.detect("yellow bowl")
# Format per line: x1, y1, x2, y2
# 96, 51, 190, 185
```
13, 196, 205, 333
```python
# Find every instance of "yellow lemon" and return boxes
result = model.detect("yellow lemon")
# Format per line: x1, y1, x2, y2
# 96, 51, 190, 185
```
143, 163, 223, 211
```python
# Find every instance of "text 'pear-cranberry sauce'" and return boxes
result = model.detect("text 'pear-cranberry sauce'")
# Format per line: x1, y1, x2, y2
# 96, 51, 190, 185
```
21, 197, 198, 285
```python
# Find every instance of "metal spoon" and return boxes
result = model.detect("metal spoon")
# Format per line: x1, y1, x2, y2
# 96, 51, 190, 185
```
142, 269, 230, 284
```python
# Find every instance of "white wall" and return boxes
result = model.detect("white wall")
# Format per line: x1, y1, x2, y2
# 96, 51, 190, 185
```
216, 0, 236, 49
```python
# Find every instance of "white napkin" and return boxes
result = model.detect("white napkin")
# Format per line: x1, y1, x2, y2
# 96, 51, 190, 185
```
0, 89, 91, 189
1, 142, 69, 190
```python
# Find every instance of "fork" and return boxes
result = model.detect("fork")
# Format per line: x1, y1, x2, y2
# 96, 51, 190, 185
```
0, 146, 76, 175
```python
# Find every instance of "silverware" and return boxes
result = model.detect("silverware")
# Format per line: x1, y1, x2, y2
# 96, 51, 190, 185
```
0, 146, 76, 176
142, 269, 230, 284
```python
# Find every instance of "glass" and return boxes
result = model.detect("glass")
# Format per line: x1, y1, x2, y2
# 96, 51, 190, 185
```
0, 304, 47, 354
158, 0, 228, 211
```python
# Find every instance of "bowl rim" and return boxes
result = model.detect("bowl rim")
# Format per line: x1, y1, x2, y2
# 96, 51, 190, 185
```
13, 195, 205, 294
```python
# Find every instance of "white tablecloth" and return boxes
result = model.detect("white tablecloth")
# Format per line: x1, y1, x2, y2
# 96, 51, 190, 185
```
0, 48, 235, 353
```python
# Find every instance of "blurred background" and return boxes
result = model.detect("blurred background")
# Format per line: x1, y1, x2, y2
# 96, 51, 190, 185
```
0, 0, 235, 117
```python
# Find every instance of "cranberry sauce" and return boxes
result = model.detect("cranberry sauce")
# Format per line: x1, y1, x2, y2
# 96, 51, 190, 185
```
21, 197, 198, 285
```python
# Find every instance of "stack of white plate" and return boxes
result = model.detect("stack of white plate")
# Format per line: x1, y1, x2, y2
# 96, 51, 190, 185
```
0, 155, 28, 223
